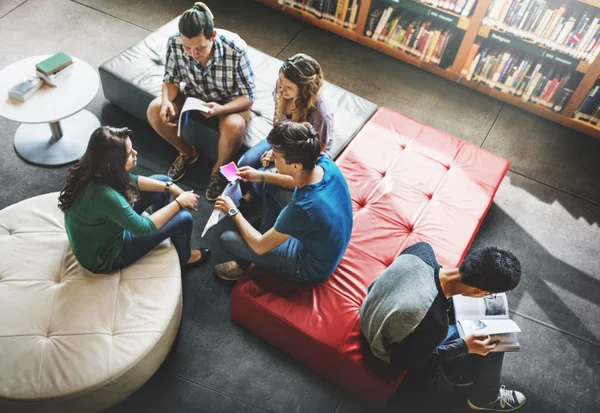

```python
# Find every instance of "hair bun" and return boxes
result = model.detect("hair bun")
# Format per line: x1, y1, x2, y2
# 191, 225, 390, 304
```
192, 2, 214, 19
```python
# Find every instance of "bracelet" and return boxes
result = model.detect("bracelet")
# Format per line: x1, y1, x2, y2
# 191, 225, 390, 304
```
260, 172, 264, 183
174, 199, 183, 209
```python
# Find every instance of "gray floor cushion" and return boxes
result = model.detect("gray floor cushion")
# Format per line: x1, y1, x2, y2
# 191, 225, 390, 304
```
99, 17, 377, 162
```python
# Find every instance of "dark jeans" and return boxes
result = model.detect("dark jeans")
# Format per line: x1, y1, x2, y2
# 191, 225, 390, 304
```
220, 163, 313, 282
237, 137, 294, 231
441, 325, 504, 404
112, 175, 194, 270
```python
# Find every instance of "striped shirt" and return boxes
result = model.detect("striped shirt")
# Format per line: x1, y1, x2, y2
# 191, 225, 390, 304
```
164, 29, 256, 103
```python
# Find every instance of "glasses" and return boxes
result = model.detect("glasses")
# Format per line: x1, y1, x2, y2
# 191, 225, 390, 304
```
485, 293, 497, 299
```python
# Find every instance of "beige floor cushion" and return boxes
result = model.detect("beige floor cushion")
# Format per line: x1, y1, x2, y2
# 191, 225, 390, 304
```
0, 192, 182, 413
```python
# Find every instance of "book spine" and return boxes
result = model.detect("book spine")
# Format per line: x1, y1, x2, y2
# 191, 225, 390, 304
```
466, 51, 482, 81
461, 0, 476, 17
470, 48, 489, 81
461, 42, 481, 76
576, 18, 598, 57
552, 87, 570, 112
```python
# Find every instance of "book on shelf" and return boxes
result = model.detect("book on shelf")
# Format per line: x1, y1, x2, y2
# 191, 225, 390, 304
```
278, 0, 360, 27
400, 0, 478, 17
453, 293, 521, 353
461, 41, 579, 112
483, 0, 600, 63
574, 81, 600, 124
366, 6, 461, 67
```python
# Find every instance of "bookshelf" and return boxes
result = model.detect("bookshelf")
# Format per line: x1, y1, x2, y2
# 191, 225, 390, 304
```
381, 0, 471, 30
256, 0, 600, 139
477, 26, 591, 73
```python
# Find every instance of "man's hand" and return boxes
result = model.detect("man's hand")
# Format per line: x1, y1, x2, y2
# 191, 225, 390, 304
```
465, 334, 498, 356
176, 191, 199, 211
237, 166, 261, 183
202, 102, 223, 118
260, 150, 273, 167
214, 196, 237, 215
160, 101, 178, 126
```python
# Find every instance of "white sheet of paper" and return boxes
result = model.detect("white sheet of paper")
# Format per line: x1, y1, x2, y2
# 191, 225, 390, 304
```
201, 181, 242, 237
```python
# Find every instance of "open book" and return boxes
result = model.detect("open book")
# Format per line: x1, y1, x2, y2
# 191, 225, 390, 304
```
453, 293, 521, 352
177, 97, 210, 137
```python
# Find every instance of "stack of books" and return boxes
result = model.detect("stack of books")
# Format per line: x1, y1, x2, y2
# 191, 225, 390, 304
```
6, 52, 73, 102
278, 0, 362, 28
484, 1, 600, 63
35, 52, 73, 86
574, 82, 600, 124
461, 42, 576, 112
366, 6, 460, 66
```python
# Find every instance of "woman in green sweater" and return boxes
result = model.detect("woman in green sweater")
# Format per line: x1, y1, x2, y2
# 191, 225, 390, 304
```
58, 126, 210, 273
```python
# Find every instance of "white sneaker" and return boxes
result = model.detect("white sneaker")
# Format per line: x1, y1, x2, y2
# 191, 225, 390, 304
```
468, 386, 526, 411
215, 261, 244, 281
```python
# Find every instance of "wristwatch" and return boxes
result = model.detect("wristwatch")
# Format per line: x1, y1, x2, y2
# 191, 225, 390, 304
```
228, 207, 239, 217
165, 181, 173, 192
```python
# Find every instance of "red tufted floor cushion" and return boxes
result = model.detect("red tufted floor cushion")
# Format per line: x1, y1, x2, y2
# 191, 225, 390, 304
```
230, 107, 510, 405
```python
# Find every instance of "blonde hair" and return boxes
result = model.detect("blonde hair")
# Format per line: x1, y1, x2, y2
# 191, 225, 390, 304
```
274, 54, 324, 124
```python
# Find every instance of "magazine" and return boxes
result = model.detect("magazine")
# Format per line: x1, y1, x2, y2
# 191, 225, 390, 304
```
177, 97, 210, 136
453, 293, 521, 352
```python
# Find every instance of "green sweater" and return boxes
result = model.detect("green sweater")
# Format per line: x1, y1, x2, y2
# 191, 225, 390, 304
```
64, 174, 157, 273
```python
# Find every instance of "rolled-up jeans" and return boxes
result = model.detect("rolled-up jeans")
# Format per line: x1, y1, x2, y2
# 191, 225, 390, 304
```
220, 162, 322, 282
112, 175, 194, 270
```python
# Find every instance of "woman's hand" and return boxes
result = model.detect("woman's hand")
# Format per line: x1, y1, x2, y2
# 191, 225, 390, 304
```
176, 191, 199, 211
260, 150, 273, 167
214, 196, 237, 215
465, 334, 498, 356
169, 183, 184, 198
237, 166, 262, 183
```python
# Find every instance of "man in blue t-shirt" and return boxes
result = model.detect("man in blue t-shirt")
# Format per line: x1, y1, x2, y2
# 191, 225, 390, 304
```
213, 121, 353, 283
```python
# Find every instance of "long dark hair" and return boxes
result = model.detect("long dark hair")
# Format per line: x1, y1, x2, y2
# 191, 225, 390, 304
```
275, 53, 324, 124
58, 126, 139, 211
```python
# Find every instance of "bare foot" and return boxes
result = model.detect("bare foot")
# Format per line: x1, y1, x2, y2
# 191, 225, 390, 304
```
187, 249, 202, 264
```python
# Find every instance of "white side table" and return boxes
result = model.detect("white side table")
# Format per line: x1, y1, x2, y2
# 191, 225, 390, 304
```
0, 55, 100, 165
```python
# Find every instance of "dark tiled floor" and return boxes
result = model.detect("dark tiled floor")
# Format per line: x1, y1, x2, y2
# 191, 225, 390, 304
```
1, 1, 599, 413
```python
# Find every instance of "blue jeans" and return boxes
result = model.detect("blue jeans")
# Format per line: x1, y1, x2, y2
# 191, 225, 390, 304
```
220, 230, 305, 281
238, 137, 294, 231
112, 175, 194, 270
441, 324, 505, 404
220, 162, 314, 282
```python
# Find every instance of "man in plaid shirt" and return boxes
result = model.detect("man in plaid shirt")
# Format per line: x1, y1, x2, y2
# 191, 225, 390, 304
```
147, 2, 256, 201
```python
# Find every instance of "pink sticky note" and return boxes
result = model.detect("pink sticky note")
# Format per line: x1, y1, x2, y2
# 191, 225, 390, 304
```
219, 161, 239, 182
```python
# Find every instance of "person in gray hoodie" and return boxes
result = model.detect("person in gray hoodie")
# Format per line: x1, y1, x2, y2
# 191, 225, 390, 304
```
360, 242, 525, 412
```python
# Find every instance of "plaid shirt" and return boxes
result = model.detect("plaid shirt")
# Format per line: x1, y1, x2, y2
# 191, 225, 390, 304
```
164, 29, 256, 103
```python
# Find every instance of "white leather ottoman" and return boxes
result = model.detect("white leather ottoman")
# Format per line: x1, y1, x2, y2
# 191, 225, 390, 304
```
0, 193, 182, 413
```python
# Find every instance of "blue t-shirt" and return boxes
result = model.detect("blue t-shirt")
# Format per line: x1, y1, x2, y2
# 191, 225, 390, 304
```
274, 156, 353, 282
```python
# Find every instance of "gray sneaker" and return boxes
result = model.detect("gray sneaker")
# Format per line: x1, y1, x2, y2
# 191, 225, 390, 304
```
206, 171, 226, 202
167, 148, 199, 182
468, 386, 526, 412
215, 261, 244, 281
